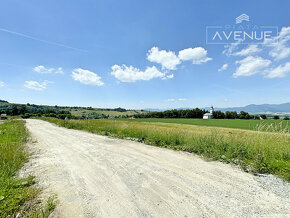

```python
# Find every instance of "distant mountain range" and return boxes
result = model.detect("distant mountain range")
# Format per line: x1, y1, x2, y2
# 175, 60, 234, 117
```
144, 103, 290, 114
208, 103, 290, 114
2, 99, 290, 115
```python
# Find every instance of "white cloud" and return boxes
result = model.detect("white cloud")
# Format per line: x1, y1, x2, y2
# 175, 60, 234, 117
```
221, 27, 290, 79
0, 81, 5, 87
55, 67, 64, 74
222, 27, 290, 59
72, 68, 104, 86
24, 80, 52, 91
224, 98, 228, 102
178, 47, 212, 64
223, 41, 261, 57
167, 98, 187, 102
34, 65, 53, 74
233, 44, 261, 56
234, 56, 271, 78
222, 39, 242, 56
265, 62, 290, 78
111, 64, 166, 82
111, 46, 211, 82
265, 26, 290, 60
147, 46, 212, 70
165, 74, 174, 79
33, 65, 64, 74
218, 63, 228, 72
147, 47, 181, 70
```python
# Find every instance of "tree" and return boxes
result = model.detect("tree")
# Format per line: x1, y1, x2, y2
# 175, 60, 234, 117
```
239, 111, 249, 119
260, 114, 267, 119
225, 111, 238, 119
19, 106, 27, 115
273, 115, 280, 120
114, 107, 127, 112
11, 106, 19, 116
213, 110, 225, 119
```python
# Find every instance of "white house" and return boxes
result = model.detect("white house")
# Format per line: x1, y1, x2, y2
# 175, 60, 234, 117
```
203, 106, 214, 119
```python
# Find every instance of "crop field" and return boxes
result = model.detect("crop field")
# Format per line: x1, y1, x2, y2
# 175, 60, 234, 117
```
40, 118, 290, 181
125, 118, 290, 132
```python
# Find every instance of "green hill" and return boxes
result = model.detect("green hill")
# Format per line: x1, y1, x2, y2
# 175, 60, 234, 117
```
0, 100, 146, 118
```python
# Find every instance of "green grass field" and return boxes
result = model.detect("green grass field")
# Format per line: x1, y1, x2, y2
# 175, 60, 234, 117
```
0, 120, 55, 217
0, 120, 37, 216
125, 118, 290, 132
40, 118, 290, 181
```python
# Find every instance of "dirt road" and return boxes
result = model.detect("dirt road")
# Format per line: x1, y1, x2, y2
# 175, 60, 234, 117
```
23, 119, 289, 217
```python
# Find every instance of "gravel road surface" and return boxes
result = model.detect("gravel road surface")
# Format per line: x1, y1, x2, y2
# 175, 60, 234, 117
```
22, 119, 289, 218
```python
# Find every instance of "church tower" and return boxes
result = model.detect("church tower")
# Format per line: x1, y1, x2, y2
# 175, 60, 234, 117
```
210, 105, 214, 114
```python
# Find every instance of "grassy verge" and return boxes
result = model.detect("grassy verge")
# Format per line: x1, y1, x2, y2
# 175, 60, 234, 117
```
30, 196, 56, 218
0, 120, 55, 217
40, 118, 290, 181
0, 120, 36, 216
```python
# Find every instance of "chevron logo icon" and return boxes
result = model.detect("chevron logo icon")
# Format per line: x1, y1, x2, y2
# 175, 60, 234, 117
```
236, 14, 250, 24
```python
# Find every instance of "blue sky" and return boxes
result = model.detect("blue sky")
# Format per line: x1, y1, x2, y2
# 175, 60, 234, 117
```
0, 0, 289, 109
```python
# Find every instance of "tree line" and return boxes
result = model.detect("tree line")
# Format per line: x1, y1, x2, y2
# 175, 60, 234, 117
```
0, 104, 71, 119
2, 100, 286, 120
132, 108, 268, 119
0, 103, 126, 120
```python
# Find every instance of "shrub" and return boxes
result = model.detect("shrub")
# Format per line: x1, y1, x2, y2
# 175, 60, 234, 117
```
57, 114, 66, 119
21, 113, 32, 119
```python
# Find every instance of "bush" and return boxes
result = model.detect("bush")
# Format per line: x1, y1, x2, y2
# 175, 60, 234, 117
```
57, 114, 67, 120
273, 115, 280, 120
284, 117, 289, 120
21, 113, 31, 119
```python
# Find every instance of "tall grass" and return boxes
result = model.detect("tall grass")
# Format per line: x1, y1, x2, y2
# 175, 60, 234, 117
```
255, 121, 289, 133
40, 118, 290, 181
0, 120, 36, 217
